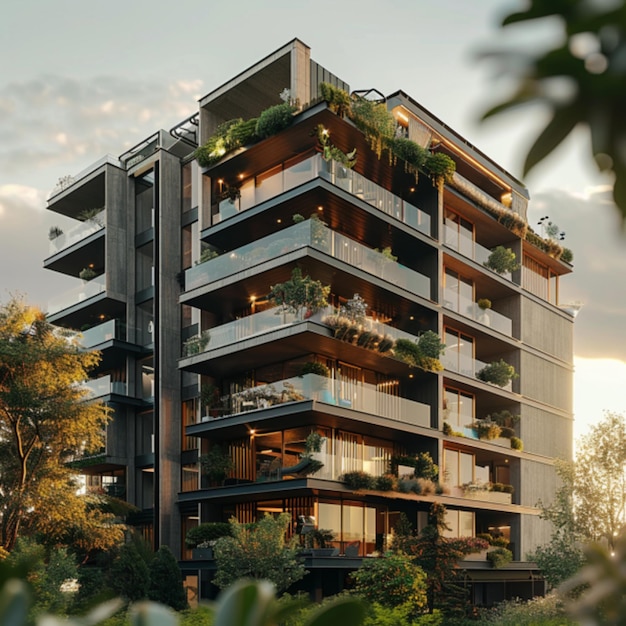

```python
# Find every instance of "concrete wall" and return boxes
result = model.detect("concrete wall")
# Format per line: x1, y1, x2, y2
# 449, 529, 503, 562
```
521, 297, 573, 362
519, 352, 573, 413
520, 404, 573, 460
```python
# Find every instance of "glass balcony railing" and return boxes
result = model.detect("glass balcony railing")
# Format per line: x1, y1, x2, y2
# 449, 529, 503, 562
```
443, 222, 512, 282
187, 218, 431, 298
48, 274, 106, 315
442, 288, 512, 336
83, 375, 127, 398
214, 154, 431, 236
79, 319, 126, 348
216, 373, 430, 428
441, 352, 513, 392
48, 210, 105, 255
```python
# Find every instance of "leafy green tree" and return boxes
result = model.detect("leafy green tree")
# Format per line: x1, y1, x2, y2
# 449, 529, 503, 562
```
409, 503, 488, 616
148, 545, 188, 611
213, 513, 306, 592
480, 0, 626, 220
269, 268, 330, 320
107, 542, 151, 602
352, 551, 427, 618
0, 297, 119, 554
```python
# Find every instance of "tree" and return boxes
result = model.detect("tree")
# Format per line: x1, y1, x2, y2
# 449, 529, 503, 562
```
213, 513, 306, 592
409, 503, 488, 616
107, 542, 151, 602
148, 545, 188, 611
352, 551, 428, 618
480, 0, 626, 221
0, 297, 117, 553
269, 268, 330, 320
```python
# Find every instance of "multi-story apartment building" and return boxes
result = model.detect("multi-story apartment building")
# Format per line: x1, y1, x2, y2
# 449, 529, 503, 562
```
43, 39, 574, 606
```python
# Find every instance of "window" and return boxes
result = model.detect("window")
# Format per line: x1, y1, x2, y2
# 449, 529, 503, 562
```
443, 509, 475, 538
444, 328, 475, 375
444, 448, 475, 486
443, 387, 474, 429
444, 209, 474, 257
135, 171, 154, 233
443, 268, 474, 313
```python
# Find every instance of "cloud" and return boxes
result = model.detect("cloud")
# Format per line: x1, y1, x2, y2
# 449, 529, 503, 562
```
528, 188, 626, 360
0, 75, 203, 184
0, 184, 46, 216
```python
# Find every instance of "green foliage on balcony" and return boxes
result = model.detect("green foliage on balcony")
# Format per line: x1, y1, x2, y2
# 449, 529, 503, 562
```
477, 359, 518, 387
484, 246, 520, 275
269, 267, 330, 320
200, 445, 234, 485
393, 335, 444, 372
341, 470, 376, 490
255, 103, 297, 139
487, 547, 513, 568
185, 522, 233, 548
510, 436, 523, 451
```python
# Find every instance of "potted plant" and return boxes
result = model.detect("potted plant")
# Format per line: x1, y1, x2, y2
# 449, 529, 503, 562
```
183, 330, 210, 356
201, 383, 222, 418
476, 298, 492, 325
305, 528, 336, 556
79, 267, 97, 282
186, 522, 232, 559
200, 445, 234, 486
48, 226, 63, 240
477, 359, 518, 388
484, 246, 520, 275
269, 267, 330, 321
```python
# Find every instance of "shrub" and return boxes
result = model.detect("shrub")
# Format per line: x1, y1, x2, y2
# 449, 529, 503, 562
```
352, 552, 428, 617
300, 361, 330, 378
255, 103, 296, 139
200, 445, 234, 484
484, 246, 520, 275
417, 330, 446, 359
319, 82, 352, 116
342, 471, 376, 490
477, 298, 492, 310
500, 426, 516, 438
423, 152, 456, 184
375, 474, 398, 491
473, 420, 502, 440
185, 522, 233, 548
487, 547, 513, 568
148, 545, 188, 611
477, 359, 518, 387
491, 482, 514, 494
414, 452, 439, 481
510, 436, 523, 450
378, 334, 395, 353
389, 137, 428, 168
229, 117, 259, 146
561, 247, 574, 264
417, 478, 436, 495
107, 542, 151, 601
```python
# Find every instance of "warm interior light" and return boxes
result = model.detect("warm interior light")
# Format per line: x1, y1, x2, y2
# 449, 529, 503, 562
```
88, 263, 94, 268
409, 316, 414, 320
409, 374, 414, 379
396, 110, 409, 123
249, 429, 255, 435
410, 187, 415, 193
238, 173, 244, 180
277, 218, 282, 224
317, 206, 323, 211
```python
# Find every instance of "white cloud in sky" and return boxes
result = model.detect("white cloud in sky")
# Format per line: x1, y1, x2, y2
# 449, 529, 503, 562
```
0, 184, 46, 216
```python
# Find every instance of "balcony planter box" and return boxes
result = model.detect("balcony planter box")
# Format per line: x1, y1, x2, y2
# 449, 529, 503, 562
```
464, 490, 512, 505
192, 547, 214, 559
463, 548, 488, 562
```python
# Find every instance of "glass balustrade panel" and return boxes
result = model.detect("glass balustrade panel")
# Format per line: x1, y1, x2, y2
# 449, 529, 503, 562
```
48, 274, 106, 315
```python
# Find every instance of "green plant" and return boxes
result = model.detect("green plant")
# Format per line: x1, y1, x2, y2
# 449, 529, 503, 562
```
561, 247, 574, 264
229, 117, 259, 146
340, 293, 368, 324
375, 246, 398, 262
108, 542, 151, 601
185, 522, 233, 548
78, 207, 105, 224
183, 330, 210, 356
200, 383, 221, 412
316, 124, 357, 169
375, 474, 398, 491
213, 513, 306, 592
477, 298, 491, 310
319, 82, 352, 117
417, 330, 446, 359
194, 118, 244, 167
484, 246, 520, 275
477, 359, 518, 387
255, 102, 296, 139
394, 337, 444, 372
269, 267, 330, 320
304, 431, 325, 454
300, 361, 330, 378
292, 213, 305, 223
79, 267, 97, 281
148, 545, 188, 611
510, 436, 523, 450
342, 471, 376, 490
305, 528, 335, 549
491, 482, 515, 494
196, 247, 219, 265
472, 420, 502, 440
48, 225, 63, 240
423, 152, 456, 188
349, 96, 397, 158
217, 182, 241, 203
486, 547, 513, 568
200, 445, 234, 484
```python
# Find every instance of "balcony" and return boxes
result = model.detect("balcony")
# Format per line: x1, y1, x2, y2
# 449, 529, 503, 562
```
79, 318, 125, 348
201, 373, 430, 429
441, 352, 513, 392
83, 374, 127, 398
213, 154, 431, 236
186, 218, 430, 299
442, 288, 512, 337
443, 222, 513, 282
48, 210, 105, 255
48, 275, 106, 315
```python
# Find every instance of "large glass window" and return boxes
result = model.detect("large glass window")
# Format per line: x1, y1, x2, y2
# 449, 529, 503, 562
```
443, 387, 474, 429
444, 209, 474, 257
444, 328, 474, 375
444, 268, 473, 313
444, 448, 475, 486
444, 509, 475, 538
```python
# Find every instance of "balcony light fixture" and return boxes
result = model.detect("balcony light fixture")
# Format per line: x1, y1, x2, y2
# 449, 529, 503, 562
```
277, 218, 282, 224
317, 206, 323, 211
396, 110, 409, 123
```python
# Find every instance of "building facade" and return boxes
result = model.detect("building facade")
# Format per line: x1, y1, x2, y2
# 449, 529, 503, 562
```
44, 39, 574, 605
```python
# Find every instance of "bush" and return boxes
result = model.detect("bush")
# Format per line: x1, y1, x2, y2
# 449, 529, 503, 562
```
319, 82, 352, 116
417, 330, 446, 359
484, 246, 520, 275
342, 471, 376, 490
477, 359, 518, 387
353, 552, 428, 617
185, 522, 233, 548
255, 103, 296, 139
389, 137, 428, 168
300, 361, 330, 378
148, 545, 188, 611
473, 420, 502, 440
487, 547, 513, 568
481, 593, 575, 625
510, 436, 523, 450
230, 117, 259, 146
375, 474, 398, 491
107, 542, 151, 601
561, 247, 574, 264
423, 152, 456, 183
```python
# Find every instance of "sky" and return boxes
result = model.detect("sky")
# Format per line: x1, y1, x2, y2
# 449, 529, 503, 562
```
1, 0, 624, 440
